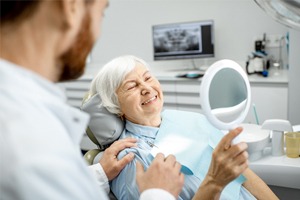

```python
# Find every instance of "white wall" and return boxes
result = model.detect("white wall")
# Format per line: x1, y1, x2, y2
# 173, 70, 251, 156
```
288, 29, 300, 125
88, 0, 288, 71
86, 0, 299, 125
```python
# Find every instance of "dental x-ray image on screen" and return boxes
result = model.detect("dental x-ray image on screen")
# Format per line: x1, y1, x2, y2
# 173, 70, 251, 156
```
152, 20, 214, 60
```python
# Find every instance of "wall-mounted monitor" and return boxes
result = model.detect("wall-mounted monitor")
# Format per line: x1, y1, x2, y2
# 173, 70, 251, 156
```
152, 20, 214, 61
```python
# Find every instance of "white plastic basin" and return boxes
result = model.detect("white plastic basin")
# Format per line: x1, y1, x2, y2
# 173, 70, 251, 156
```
239, 123, 271, 161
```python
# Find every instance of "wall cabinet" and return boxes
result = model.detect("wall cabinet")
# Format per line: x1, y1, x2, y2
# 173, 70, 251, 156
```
160, 79, 202, 113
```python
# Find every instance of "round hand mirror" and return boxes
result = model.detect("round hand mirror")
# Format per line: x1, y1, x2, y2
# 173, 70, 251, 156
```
200, 59, 251, 142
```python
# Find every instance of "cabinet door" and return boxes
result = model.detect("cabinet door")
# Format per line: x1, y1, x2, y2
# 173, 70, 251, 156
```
175, 80, 202, 113
160, 80, 177, 110
244, 83, 288, 124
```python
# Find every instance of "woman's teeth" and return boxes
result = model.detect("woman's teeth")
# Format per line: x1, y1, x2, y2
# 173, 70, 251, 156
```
142, 96, 156, 105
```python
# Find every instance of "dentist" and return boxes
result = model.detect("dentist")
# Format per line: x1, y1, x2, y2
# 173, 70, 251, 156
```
0, 0, 183, 199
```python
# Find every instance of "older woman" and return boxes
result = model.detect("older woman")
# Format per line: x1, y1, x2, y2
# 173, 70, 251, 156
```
88, 55, 277, 200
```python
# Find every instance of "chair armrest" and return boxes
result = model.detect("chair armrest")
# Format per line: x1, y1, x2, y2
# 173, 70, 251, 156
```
84, 149, 102, 165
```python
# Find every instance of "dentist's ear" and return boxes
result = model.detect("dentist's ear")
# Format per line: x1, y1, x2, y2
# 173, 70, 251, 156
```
54, 0, 86, 54
59, 0, 85, 30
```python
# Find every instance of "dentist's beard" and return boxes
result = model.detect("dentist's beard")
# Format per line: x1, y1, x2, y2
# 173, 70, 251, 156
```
58, 13, 94, 82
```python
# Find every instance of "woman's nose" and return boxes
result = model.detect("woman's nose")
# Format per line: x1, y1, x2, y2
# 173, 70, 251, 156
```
140, 83, 152, 95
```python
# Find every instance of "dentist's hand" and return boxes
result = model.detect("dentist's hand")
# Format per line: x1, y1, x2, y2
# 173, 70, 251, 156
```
99, 138, 137, 180
193, 127, 248, 200
136, 153, 184, 198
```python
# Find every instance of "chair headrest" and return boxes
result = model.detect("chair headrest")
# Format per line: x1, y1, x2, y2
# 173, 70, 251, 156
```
81, 93, 124, 149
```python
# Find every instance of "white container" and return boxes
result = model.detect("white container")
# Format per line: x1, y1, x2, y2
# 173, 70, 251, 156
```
239, 123, 270, 161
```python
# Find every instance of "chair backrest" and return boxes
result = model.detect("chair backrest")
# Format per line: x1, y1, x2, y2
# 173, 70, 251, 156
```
81, 93, 125, 150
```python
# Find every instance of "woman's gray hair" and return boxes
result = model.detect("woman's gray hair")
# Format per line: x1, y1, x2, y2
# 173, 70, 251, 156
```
88, 55, 150, 115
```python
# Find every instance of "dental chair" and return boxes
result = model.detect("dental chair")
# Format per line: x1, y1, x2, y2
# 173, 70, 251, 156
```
81, 92, 124, 164
81, 93, 124, 199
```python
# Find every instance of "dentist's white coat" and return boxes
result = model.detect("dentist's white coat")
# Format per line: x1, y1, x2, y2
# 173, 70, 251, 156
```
0, 59, 174, 200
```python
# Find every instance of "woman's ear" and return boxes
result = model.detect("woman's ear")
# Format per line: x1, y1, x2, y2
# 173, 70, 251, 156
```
119, 113, 125, 121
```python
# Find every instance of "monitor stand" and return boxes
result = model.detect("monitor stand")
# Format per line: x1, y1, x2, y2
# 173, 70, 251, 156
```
191, 58, 211, 72
198, 65, 209, 71
166, 59, 212, 72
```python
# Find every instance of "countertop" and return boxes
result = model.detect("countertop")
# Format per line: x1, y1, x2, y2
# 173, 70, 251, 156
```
152, 67, 289, 84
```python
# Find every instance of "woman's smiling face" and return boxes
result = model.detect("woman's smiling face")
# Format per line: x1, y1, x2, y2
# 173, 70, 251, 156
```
116, 63, 164, 126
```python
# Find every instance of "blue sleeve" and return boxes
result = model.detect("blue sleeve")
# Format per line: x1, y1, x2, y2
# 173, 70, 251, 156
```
110, 149, 141, 200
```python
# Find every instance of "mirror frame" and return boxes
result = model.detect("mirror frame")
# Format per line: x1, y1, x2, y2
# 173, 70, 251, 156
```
200, 59, 251, 130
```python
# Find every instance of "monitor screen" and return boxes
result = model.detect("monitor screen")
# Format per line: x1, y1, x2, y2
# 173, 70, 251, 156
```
152, 20, 214, 61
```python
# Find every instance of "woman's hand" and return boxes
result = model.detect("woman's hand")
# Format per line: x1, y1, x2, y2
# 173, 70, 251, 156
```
208, 127, 249, 188
193, 127, 248, 200
99, 137, 137, 180
136, 153, 184, 198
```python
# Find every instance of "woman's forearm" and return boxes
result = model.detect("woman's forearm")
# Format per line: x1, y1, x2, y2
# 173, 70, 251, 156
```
243, 168, 279, 200
192, 175, 223, 200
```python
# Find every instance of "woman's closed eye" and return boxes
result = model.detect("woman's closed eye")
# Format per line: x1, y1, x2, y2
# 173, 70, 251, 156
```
145, 76, 152, 81
126, 83, 137, 90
